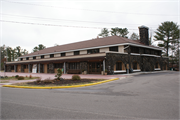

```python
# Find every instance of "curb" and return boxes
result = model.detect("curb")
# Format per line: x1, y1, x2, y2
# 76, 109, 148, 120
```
2, 78, 119, 89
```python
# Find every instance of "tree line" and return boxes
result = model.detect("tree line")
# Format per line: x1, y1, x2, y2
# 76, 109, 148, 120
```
0, 44, 46, 70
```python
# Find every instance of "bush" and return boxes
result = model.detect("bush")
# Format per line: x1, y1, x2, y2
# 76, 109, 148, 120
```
72, 75, 81, 80
55, 68, 62, 80
36, 78, 42, 83
29, 75, 32, 78
18, 76, 24, 80
15, 75, 19, 78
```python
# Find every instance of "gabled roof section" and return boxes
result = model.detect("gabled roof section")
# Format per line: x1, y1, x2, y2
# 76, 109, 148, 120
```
20, 36, 161, 58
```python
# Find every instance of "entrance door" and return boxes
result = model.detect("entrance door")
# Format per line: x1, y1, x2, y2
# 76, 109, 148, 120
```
88, 62, 102, 74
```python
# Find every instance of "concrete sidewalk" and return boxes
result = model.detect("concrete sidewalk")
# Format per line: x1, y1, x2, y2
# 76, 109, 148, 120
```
0, 72, 127, 86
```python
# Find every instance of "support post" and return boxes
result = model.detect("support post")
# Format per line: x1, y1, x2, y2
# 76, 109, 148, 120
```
14, 65, 16, 72
38, 64, 40, 73
64, 62, 66, 74
28, 64, 30, 73
103, 59, 105, 72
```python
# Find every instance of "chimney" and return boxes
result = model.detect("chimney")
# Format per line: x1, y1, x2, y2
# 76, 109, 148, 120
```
138, 25, 149, 46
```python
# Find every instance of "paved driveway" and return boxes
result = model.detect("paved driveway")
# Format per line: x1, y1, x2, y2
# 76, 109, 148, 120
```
1, 71, 179, 119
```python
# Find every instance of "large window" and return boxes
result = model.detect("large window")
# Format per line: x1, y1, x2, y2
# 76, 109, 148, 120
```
26, 57, 29, 60
133, 62, 137, 69
69, 62, 80, 70
74, 51, 79, 55
33, 56, 36, 59
54, 63, 63, 68
61, 53, 66, 57
109, 46, 118, 52
155, 63, 159, 68
11, 66, 14, 70
87, 49, 99, 54
116, 62, 122, 70
50, 54, 54, 58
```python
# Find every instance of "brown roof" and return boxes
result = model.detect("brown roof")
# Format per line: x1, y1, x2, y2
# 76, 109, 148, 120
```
20, 36, 160, 57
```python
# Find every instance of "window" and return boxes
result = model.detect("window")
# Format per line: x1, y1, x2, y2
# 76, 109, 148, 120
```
69, 62, 80, 70
133, 62, 137, 69
155, 63, 159, 68
61, 53, 66, 57
11, 66, 14, 70
24, 65, 27, 69
20, 58, 23, 61
87, 49, 99, 54
109, 46, 118, 52
131, 46, 139, 53
26, 57, 29, 60
54, 63, 63, 68
74, 51, 79, 55
41, 55, 44, 59
50, 54, 54, 58
33, 56, 36, 59
116, 62, 122, 70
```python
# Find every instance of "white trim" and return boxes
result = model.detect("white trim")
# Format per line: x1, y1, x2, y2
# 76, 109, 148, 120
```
106, 51, 128, 54
141, 54, 161, 57
154, 68, 161, 70
114, 70, 126, 73
133, 69, 141, 72
18, 43, 162, 58
131, 53, 141, 56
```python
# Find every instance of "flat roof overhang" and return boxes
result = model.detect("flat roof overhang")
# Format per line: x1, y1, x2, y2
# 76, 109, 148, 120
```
5, 53, 106, 65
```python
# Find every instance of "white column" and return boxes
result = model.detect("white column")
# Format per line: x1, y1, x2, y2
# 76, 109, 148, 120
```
64, 62, 66, 74
38, 64, 40, 73
14, 65, 16, 72
103, 60, 105, 71
28, 64, 30, 73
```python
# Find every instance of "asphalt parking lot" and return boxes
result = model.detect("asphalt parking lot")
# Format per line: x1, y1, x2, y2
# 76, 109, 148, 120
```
1, 71, 179, 119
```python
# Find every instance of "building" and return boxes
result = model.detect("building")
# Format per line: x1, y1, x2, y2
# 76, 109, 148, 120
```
5, 26, 169, 74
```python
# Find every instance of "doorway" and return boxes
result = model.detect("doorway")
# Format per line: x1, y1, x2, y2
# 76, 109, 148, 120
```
88, 62, 102, 74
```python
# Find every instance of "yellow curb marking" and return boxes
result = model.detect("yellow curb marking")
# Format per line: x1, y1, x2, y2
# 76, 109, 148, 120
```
2, 78, 119, 89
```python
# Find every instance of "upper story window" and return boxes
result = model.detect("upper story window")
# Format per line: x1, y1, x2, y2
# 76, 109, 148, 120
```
87, 49, 99, 54
33, 56, 36, 59
50, 54, 54, 58
131, 46, 139, 53
74, 51, 79, 55
61, 53, 66, 57
109, 46, 118, 52
20, 58, 23, 61
26, 57, 29, 60
41, 55, 44, 59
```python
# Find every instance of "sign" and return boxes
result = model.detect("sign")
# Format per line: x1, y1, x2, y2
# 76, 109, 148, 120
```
32, 64, 37, 73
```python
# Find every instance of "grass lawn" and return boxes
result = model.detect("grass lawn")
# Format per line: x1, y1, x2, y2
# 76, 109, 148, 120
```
0, 80, 9, 83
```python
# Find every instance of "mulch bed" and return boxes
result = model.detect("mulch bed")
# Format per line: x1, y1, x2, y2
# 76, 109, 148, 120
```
27, 79, 104, 86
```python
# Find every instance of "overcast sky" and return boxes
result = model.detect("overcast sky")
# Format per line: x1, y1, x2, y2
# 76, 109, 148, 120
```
0, 0, 179, 53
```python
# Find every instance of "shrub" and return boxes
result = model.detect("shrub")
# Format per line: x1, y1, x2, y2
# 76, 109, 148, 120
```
72, 75, 81, 80
18, 76, 24, 80
36, 77, 42, 83
15, 75, 19, 78
55, 68, 62, 80
29, 75, 32, 78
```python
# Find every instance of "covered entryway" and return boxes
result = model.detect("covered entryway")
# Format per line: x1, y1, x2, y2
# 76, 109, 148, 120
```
88, 62, 102, 74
